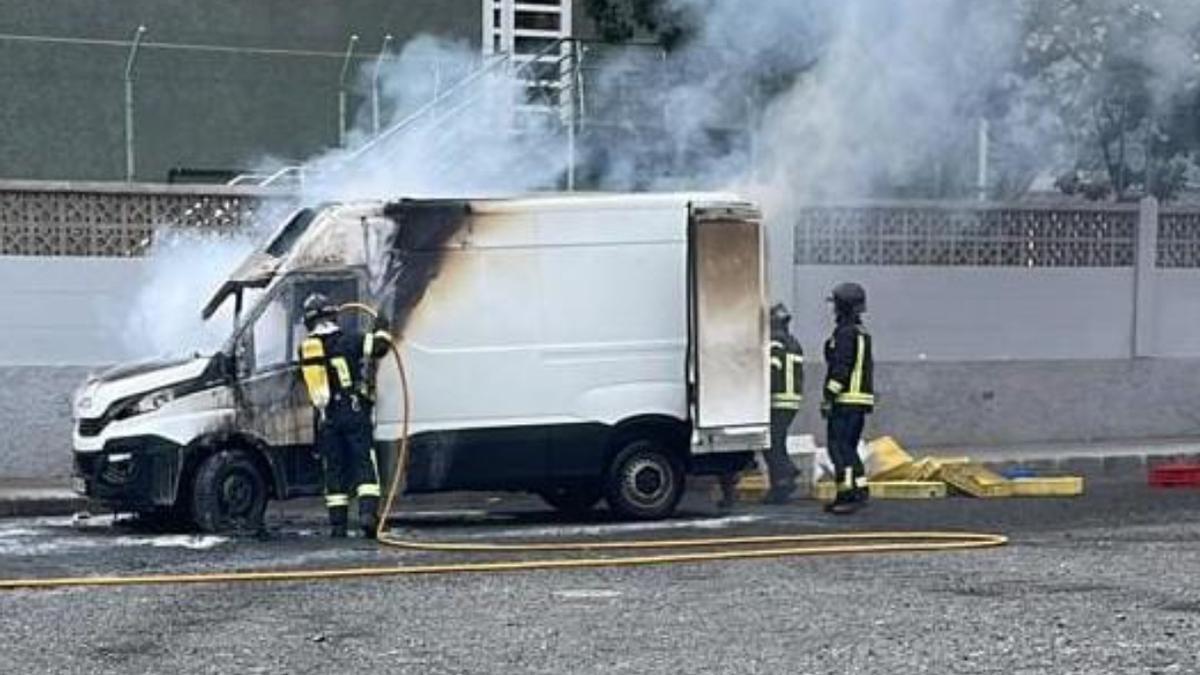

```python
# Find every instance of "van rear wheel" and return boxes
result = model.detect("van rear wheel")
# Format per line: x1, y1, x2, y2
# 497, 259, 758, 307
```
190, 449, 268, 534
537, 484, 603, 516
604, 438, 684, 520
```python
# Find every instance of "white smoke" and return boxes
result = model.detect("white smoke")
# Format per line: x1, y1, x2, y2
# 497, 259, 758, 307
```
298, 35, 571, 202
121, 1, 1200, 356
119, 229, 257, 358
748, 2, 1016, 201
568, 0, 1200, 202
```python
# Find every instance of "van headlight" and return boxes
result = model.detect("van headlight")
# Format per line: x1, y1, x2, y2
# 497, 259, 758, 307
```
132, 388, 175, 415
74, 381, 99, 416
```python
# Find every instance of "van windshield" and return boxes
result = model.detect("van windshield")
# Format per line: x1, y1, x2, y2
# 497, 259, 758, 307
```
228, 274, 361, 367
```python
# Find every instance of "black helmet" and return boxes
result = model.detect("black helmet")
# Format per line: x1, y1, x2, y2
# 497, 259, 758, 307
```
828, 282, 866, 317
302, 293, 337, 330
769, 303, 792, 329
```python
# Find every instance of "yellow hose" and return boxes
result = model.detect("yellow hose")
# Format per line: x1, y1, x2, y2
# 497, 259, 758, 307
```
0, 303, 1007, 592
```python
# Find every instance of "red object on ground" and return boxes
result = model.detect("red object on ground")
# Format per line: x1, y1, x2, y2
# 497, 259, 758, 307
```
1149, 464, 1200, 487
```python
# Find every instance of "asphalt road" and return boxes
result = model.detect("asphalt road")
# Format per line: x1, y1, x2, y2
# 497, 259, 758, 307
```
1, 479, 1198, 674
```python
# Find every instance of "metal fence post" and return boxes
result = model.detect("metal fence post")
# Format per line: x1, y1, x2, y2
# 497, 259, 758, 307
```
1133, 196, 1159, 357
565, 40, 577, 192
337, 34, 359, 148
976, 117, 990, 202
123, 25, 147, 182
371, 34, 394, 136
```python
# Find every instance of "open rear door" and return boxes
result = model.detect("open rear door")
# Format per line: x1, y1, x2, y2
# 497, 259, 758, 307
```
688, 202, 770, 454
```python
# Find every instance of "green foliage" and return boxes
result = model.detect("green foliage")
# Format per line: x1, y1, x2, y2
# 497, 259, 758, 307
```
580, 0, 1200, 201
582, 0, 695, 49
1015, 0, 1200, 200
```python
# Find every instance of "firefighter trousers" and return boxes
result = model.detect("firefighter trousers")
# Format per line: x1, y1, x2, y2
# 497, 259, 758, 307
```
317, 398, 382, 531
826, 406, 867, 500
765, 408, 799, 488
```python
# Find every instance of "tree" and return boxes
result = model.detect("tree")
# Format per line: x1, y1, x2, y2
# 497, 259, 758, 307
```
1015, 0, 1200, 200
582, 0, 696, 49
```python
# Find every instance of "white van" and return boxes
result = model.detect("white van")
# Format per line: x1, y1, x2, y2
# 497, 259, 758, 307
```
71, 193, 770, 531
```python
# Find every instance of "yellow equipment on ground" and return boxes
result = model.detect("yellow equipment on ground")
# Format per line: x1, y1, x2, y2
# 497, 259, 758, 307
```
813, 480, 946, 501
1009, 476, 1085, 497
735, 436, 1085, 503
864, 437, 1083, 499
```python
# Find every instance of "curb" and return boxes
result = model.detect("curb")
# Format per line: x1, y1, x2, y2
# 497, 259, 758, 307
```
979, 451, 1200, 482
0, 490, 88, 518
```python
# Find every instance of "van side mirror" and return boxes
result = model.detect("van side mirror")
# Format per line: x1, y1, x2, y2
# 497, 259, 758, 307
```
206, 352, 234, 382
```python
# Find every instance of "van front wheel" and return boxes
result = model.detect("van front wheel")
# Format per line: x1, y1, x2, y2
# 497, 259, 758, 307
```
604, 439, 684, 520
190, 449, 268, 534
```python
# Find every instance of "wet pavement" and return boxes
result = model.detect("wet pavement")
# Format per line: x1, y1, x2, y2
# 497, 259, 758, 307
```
1, 479, 1199, 674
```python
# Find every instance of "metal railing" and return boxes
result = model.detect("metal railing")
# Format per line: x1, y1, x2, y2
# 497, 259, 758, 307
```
227, 37, 593, 191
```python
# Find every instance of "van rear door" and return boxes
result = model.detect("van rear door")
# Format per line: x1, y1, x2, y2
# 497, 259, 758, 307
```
688, 203, 770, 453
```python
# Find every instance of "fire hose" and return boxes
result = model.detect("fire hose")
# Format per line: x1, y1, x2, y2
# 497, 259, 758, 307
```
0, 303, 1006, 591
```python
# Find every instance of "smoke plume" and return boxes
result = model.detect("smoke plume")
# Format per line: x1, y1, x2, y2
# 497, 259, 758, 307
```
124, 0, 1200, 356
120, 229, 257, 358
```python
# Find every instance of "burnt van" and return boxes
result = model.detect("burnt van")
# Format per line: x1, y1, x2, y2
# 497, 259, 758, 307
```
72, 193, 770, 531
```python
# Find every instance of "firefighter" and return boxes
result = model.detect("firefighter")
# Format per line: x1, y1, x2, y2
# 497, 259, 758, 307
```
763, 302, 804, 504
821, 282, 874, 514
298, 293, 393, 538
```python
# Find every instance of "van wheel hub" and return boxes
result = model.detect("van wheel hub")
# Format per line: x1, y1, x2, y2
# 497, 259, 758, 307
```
604, 438, 686, 520
626, 458, 669, 505
191, 449, 268, 533
221, 471, 255, 515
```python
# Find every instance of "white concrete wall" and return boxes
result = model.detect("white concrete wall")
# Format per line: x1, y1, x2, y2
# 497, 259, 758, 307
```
792, 266, 1138, 361
0, 257, 145, 366
1153, 270, 1200, 358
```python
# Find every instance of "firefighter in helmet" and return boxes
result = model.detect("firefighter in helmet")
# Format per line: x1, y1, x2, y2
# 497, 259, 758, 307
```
821, 282, 874, 514
764, 302, 804, 504
297, 293, 394, 538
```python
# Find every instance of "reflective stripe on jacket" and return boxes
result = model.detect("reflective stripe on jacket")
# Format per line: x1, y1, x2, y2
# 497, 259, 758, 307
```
823, 322, 874, 409
770, 332, 804, 411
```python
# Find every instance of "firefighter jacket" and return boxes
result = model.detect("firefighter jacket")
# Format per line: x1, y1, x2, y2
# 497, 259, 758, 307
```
298, 321, 393, 411
823, 320, 875, 410
770, 329, 804, 411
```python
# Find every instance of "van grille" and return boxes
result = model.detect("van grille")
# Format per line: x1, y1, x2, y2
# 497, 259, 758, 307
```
78, 418, 105, 437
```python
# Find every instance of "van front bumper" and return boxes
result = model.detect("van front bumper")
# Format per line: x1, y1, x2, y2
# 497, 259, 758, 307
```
72, 436, 185, 509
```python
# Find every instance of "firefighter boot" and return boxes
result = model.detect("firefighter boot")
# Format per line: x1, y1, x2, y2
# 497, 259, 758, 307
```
823, 488, 859, 515
359, 497, 380, 539
854, 484, 871, 505
329, 505, 349, 538
764, 477, 798, 505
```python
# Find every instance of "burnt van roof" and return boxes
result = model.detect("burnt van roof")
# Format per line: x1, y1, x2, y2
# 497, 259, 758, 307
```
382, 191, 751, 215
